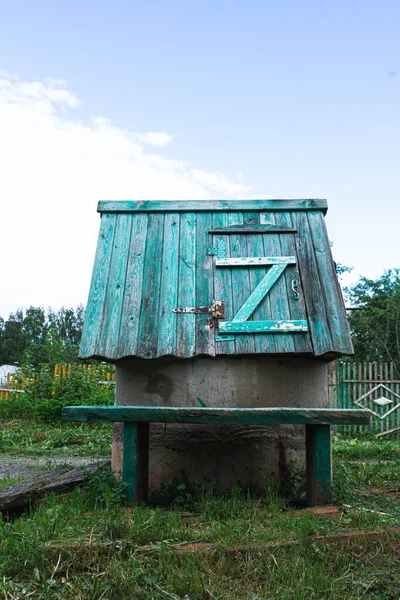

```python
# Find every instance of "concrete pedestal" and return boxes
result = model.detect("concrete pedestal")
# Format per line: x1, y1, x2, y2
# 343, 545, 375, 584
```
112, 356, 329, 492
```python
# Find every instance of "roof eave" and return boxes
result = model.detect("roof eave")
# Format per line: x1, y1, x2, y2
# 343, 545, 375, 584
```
97, 199, 328, 214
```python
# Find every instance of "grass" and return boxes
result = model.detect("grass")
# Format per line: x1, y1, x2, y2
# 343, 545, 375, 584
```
333, 433, 400, 460
0, 419, 111, 457
0, 423, 399, 599
0, 481, 399, 599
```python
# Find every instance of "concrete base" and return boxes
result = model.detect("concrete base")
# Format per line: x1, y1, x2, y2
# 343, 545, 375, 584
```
112, 356, 329, 492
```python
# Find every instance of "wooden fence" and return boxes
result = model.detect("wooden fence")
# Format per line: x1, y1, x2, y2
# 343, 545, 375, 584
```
333, 361, 400, 436
0, 363, 116, 399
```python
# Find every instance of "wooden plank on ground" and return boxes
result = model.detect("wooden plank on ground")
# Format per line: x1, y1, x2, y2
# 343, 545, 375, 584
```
0, 461, 110, 512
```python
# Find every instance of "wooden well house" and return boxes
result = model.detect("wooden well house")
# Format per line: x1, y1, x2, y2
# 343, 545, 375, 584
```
80, 199, 353, 492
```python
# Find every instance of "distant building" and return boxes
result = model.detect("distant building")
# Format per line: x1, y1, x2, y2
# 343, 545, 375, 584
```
0, 364, 20, 390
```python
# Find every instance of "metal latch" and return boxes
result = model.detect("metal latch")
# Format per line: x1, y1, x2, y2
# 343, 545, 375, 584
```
173, 300, 225, 319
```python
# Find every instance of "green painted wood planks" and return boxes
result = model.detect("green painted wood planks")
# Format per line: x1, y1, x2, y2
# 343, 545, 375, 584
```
80, 199, 352, 360
219, 320, 308, 334
274, 211, 312, 354
79, 213, 117, 358
306, 424, 332, 506
63, 406, 370, 426
216, 256, 296, 266
122, 422, 138, 503
98, 199, 328, 213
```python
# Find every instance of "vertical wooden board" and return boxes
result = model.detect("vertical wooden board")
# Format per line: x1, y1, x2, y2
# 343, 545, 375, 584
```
363, 362, 367, 434
157, 213, 180, 356
274, 212, 313, 353
195, 212, 215, 356
137, 213, 165, 359
248, 212, 275, 353
307, 211, 354, 355
117, 213, 148, 358
228, 212, 255, 354
97, 214, 133, 358
348, 362, 353, 436
260, 212, 295, 353
393, 367, 398, 433
389, 363, 395, 432
352, 362, 357, 436
357, 362, 362, 435
176, 212, 196, 357
336, 363, 343, 433
136, 423, 149, 504
212, 212, 236, 355
379, 363, 384, 434
292, 212, 333, 356
122, 422, 138, 504
342, 363, 353, 433
306, 424, 332, 506
80, 213, 117, 358
243, 211, 271, 353
369, 362, 374, 436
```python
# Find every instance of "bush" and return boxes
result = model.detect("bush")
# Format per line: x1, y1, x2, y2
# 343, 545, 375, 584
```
0, 364, 114, 420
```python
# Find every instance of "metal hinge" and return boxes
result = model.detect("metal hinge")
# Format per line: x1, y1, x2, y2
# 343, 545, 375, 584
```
173, 300, 225, 319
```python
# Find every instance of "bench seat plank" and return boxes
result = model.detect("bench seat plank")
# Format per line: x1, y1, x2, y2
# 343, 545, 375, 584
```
63, 406, 370, 426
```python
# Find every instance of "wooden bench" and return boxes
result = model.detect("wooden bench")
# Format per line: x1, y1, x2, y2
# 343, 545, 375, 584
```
62, 406, 370, 507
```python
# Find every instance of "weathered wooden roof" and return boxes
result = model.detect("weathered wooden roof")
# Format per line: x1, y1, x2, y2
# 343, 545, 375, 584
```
79, 199, 353, 361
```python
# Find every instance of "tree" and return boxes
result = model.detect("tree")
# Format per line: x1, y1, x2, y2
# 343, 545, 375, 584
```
47, 305, 85, 346
346, 269, 400, 376
0, 319, 24, 364
0, 305, 86, 367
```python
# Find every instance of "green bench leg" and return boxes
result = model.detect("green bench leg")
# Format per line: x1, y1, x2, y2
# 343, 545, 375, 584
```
122, 422, 149, 504
306, 424, 332, 506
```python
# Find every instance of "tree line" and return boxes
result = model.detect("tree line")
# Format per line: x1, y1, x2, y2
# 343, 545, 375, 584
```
0, 269, 399, 373
0, 306, 85, 368
346, 269, 400, 376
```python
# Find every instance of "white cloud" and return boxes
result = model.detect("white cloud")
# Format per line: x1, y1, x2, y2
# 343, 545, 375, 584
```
0, 73, 251, 317
137, 131, 174, 146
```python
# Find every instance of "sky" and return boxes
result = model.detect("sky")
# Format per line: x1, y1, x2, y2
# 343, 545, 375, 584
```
0, 0, 399, 318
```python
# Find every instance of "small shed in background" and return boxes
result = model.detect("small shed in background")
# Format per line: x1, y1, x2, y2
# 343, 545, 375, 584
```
80, 199, 353, 491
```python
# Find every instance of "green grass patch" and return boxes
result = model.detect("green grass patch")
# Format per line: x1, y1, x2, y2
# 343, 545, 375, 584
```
0, 419, 112, 457
0, 425, 399, 598
0, 475, 399, 600
333, 432, 400, 460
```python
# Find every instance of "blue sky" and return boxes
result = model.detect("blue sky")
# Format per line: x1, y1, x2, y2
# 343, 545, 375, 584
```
0, 1, 399, 316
